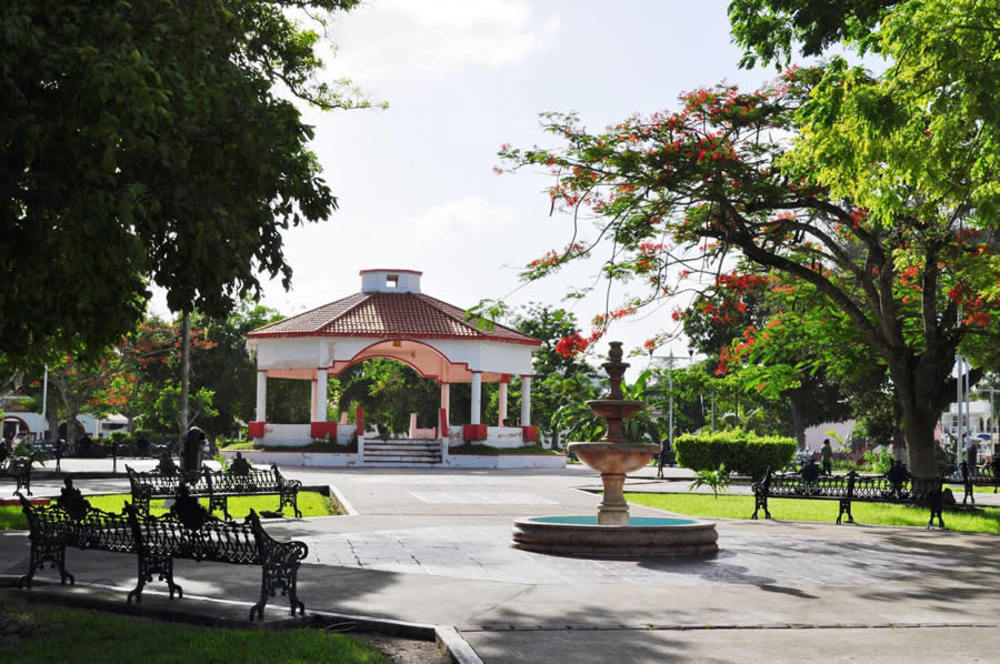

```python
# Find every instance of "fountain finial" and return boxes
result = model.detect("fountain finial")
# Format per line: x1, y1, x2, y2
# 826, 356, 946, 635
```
603, 341, 629, 400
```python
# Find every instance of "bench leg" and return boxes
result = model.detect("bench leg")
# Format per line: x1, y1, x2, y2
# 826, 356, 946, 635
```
19, 540, 73, 589
208, 494, 230, 520
751, 495, 770, 520
130, 554, 182, 604
280, 491, 302, 519
963, 482, 974, 506
928, 500, 945, 530
251, 563, 305, 621
837, 499, 854, 524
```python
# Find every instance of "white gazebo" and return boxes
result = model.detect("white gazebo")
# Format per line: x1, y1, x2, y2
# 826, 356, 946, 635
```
245, 269, 541, 452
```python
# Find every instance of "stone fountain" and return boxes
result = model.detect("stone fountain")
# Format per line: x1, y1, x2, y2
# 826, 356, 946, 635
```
511, 342, 718, 557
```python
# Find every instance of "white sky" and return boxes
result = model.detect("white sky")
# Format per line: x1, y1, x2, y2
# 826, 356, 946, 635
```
153, 0, 776, 367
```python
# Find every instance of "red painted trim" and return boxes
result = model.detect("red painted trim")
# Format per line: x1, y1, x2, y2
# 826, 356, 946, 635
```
310, 421, 338, 439
356, 407, 364, 436
245, 329, 542, 346
333, 339, 457, 380
1, 415, 31, 434
359, 268, 423, 276
439, 408, 449, 438
248, 422, 266, 438
522, 426, 538, 442
463, 424, 488, 442
499, 374, 511, 383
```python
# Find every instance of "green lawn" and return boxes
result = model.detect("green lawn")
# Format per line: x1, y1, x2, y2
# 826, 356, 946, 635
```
624, 492, 1000, 533
0, 491, 336, 531
0, 600, 388, 664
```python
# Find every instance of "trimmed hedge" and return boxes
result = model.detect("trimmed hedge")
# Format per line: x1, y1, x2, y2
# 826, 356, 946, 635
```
674, 431, 795, 480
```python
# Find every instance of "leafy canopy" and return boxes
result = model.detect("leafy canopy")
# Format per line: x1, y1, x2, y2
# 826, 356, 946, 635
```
1, 0, 372, 365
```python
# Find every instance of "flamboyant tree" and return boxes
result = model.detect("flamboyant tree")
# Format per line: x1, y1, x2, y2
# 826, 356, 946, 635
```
680, 268, 851, 448
99, 318, 216, 434
500, 50, 1000, 477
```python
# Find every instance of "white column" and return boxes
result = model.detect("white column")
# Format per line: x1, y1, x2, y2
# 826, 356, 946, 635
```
440, 383, 450, 428
315, 368, 328, 422
498, 382, 508, 426
310, 379, 318, 421
255, 371, 267, 421
409, 412, 418, 438
470, 372, 482, 425
520, 375, 532, 426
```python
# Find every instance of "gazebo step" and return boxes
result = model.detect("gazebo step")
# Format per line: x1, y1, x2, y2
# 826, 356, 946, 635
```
364, 454, 440, 461
364, 454, 442, 462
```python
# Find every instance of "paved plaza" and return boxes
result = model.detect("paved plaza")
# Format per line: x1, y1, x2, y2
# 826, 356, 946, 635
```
4, 460, 1000, 662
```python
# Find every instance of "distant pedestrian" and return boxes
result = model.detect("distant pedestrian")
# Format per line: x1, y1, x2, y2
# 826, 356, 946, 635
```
821, 439, 833, 475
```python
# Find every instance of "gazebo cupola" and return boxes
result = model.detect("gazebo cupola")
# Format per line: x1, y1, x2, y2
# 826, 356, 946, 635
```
245, 269, 541, 450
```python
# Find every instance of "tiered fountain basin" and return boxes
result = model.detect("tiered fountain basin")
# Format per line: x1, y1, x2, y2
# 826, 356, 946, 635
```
512, 515, 718, 557
510, 341, 718, 558
511, 439, 718, 558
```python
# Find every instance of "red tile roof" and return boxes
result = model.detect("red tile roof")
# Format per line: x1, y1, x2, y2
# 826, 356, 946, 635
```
247, 292, 540, 346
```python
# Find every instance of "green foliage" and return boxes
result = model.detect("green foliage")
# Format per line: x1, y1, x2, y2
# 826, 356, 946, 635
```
674, 431, 796, 479
864, 448, 895, 474
1, 0, 372, 367
689, 463, 730, 498
511, 304, 600, 443
336, 359, 439, 434
728, 0, 894, 67
214, 453, 231, 472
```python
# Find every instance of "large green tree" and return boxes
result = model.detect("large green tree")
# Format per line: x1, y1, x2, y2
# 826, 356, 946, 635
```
510, 304, 600, 447
1, 0, 369, 366
499, 0, 1000, 477
681, 271, 851, 448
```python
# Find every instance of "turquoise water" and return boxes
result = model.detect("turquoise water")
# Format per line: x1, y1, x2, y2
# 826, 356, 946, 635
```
528, 516, 697, 526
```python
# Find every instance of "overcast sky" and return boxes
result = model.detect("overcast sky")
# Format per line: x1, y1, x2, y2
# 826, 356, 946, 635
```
156, 0, 778, 366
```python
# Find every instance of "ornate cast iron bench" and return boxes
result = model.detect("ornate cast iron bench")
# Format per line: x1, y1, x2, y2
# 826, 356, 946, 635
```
1, 456, 33, 495
952, 459, 1000, 505
751, 461, 945, 528
127, 453, 302, 519
18, 482, 309, 620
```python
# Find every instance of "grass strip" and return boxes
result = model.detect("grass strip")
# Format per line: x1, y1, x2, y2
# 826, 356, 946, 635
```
0, 600, 388, 664
624, 492, 1000, 533
0, 491, 335, 531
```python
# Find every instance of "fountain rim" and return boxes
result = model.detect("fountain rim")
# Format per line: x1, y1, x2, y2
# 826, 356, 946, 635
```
514, 515, 715, 530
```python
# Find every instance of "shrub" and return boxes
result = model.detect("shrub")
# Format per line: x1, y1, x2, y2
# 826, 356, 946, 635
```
864, 448, 895, 474
108, 431, 133, 445
674, 430, 795, 480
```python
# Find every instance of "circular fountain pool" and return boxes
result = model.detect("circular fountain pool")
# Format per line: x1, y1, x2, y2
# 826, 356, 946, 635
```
512, 515, 718, 558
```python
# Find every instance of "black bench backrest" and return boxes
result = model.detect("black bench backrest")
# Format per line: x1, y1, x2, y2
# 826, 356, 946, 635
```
126, 466, 211, 494
209, 464, 285, 493
125, 502, 260, 564
19, 494, 134, 553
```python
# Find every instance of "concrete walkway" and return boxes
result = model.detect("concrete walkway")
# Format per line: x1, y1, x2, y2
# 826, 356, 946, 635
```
5, 460, 1000, 662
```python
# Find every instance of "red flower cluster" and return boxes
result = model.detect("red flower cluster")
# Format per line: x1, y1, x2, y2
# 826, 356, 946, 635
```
555, 334, 589, 358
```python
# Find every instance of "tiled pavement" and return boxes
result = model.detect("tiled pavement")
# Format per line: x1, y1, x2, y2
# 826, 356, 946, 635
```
6, 460, 1000, 662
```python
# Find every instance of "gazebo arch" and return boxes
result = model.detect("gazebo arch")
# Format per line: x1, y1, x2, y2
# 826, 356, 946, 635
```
245, 269, 541, 451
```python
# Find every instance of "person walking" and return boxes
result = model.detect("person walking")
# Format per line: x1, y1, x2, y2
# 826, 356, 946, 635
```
821, 438, 833, 475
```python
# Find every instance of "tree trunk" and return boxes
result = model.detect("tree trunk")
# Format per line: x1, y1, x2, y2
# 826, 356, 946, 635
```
891, 355, 947, 480
788, 396, 806, 451
891, 397, 906, 461
179, 312, 191, 443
